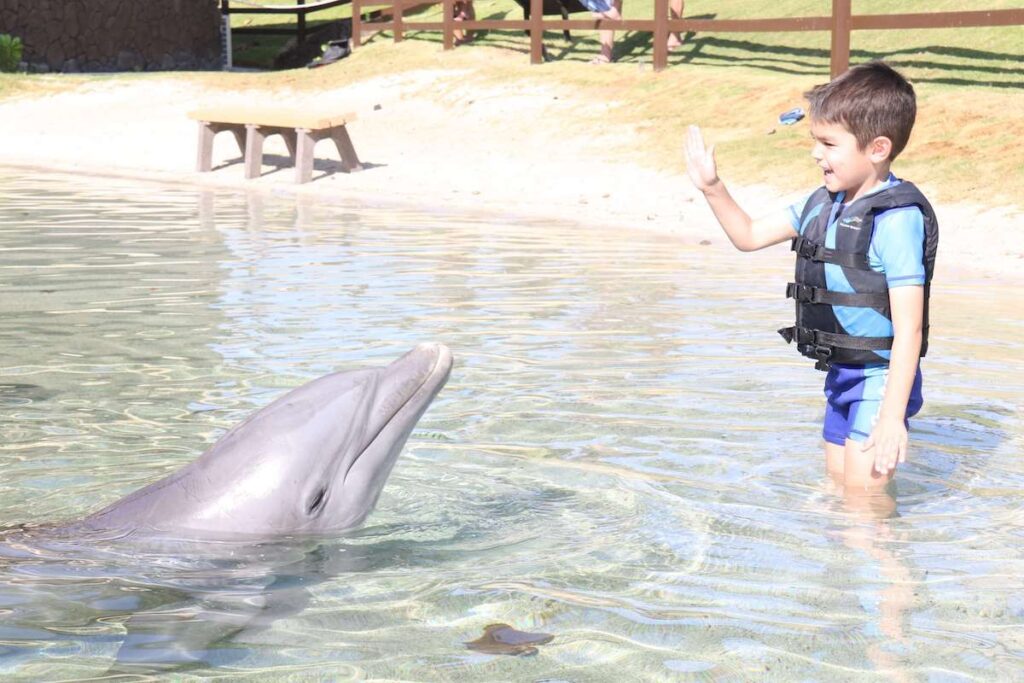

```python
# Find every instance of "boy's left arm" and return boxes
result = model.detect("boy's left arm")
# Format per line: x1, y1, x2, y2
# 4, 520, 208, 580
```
863, 285, 924, 475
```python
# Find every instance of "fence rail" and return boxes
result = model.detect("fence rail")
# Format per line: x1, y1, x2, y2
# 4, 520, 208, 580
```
349, 0, 1024, 76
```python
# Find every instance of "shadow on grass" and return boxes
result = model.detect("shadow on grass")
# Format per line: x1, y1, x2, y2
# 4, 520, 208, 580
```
251, 10, 1023, 89
658, 35, 1024, 88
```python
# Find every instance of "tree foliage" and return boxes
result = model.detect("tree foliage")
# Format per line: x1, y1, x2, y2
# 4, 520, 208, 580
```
0, 34, 23, 73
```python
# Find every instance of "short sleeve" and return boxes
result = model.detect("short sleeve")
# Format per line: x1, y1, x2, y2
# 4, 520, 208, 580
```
786, 193, 813, 234
870, 206, 926, 287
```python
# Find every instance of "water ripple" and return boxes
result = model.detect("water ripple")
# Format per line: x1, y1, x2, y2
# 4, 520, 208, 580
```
0, 169, 1022, 679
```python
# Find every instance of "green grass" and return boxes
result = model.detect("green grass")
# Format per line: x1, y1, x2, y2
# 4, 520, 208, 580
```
229, 0, 1024, 88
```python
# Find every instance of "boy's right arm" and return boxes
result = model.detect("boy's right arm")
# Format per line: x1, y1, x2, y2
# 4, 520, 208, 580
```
685, 125, 797, 251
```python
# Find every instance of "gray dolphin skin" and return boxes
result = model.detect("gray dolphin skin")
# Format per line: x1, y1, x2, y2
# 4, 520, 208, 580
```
71, 342, 453, 539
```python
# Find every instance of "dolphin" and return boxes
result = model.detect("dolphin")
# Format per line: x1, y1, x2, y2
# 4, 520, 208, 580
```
60, 342, 453, 539
0, 343, 452, 674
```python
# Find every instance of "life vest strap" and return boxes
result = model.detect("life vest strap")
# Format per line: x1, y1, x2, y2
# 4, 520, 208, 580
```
785, 282, 889, 308
791, 237, 870, 270
778, 325, 894, 370
778, 326, 893, 351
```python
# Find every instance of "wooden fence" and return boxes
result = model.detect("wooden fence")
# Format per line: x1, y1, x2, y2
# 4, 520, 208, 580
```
350, 0, 1024, 76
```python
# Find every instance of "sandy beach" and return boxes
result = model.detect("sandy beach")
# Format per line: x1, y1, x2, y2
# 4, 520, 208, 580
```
0, 70, 1020, 283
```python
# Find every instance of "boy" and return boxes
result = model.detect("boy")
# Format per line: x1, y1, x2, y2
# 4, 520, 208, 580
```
684, 61, 938, 490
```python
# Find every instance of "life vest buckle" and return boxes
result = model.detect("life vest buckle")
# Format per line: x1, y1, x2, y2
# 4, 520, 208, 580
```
812, 344, 833, 371
786, 282, 817, 303
792, 237, 826, 262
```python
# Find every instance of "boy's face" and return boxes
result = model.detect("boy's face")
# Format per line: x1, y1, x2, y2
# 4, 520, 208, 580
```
809, 119, 890, 200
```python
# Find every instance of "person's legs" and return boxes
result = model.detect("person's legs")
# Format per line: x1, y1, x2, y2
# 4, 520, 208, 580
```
596, 1, 622, 63
822, 370, 851, 482
454, 0, 475, 44
825, 440, 846, 481
841, 367, 922, 490
667, 0, 684, 49
842, 431, 893, 490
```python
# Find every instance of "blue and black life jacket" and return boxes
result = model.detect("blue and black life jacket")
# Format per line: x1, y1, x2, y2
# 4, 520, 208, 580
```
778, 181, 939, 370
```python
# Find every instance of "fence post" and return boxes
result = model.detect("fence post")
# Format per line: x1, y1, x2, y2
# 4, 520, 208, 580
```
830, 0, 851, 77
443, 0, 455, 50
297, 0, 307, 45
653, 0, 668, 71
529, 0, 544, 64
220, 0, 233, 70
352, 0, 362, 49
394, 0, 405, 42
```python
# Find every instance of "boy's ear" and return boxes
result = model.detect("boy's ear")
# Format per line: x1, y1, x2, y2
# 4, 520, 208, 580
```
868, 136, 894, 162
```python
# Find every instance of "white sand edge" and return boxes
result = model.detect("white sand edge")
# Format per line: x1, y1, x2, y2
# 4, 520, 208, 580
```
0, 74, 1020, 285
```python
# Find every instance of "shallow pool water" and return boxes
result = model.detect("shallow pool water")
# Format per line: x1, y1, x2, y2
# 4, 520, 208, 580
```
0, 170, 1021, 680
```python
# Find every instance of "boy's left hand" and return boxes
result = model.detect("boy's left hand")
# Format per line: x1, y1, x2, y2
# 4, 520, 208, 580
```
863, 416, 908, 475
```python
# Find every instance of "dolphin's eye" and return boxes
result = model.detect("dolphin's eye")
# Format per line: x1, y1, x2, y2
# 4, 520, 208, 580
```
308, 487, 328, 514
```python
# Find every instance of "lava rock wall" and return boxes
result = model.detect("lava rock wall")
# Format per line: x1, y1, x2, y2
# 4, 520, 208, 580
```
1, 0, 223, 72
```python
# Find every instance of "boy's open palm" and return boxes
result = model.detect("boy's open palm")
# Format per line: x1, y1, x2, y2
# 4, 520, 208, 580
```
685, 125, 719, 192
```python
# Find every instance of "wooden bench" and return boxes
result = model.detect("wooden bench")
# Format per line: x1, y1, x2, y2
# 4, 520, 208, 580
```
189, 107, 363, 184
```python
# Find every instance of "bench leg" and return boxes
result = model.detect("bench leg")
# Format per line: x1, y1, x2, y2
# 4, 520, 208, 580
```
230, 127, 246, 156
245, 124, 265, 179
331, 126, 363, 172
196, 121, 215, 172
295, 128, 316, 184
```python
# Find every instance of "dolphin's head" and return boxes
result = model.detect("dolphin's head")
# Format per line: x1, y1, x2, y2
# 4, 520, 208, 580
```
304, 341, 454, 533
96, 344, 452, 538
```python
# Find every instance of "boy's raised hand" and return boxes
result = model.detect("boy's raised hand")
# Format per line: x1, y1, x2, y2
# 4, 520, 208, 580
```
685, 125, 720, 192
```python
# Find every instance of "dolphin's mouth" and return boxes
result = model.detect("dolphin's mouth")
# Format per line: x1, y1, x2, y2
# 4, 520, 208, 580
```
343, 343, 452, 476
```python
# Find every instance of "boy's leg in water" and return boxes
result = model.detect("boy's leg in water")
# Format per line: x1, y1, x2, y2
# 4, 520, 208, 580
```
825, 440, 846, 481
822, 394, 849, 481
842, 381, 921, 490
823, 391, 894, 489
822, 366, 909, 490
843, 435, 894, 490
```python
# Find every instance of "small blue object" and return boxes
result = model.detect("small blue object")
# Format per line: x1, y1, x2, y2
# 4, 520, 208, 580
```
778, 107, 805, 125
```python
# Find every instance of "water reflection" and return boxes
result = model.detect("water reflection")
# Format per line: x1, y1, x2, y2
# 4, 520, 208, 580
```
0, 170, 1022, 679
0, 524, 498, 675
818, 487, 912, 681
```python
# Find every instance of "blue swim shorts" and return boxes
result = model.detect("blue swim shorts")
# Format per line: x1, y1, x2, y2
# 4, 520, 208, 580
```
822, 363, 923, 446
578, 0, 613, 12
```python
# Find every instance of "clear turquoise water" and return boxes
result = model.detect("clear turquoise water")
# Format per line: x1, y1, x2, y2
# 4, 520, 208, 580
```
0, 169, 1021, 680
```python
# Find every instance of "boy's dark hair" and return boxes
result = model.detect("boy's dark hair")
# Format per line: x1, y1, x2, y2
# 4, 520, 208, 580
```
804, 61, 916, 160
